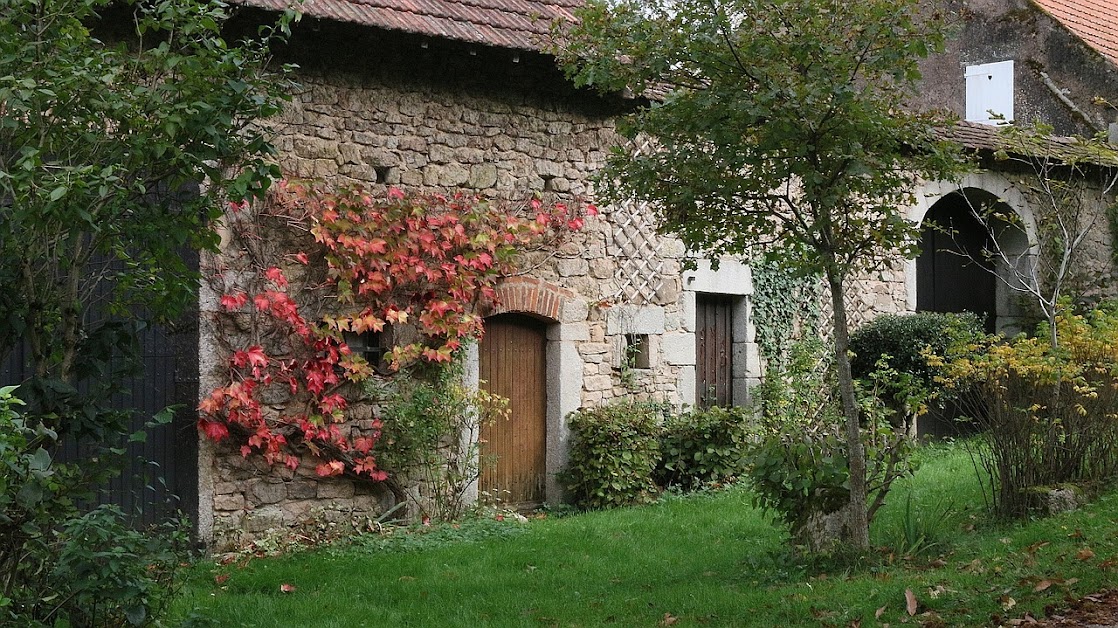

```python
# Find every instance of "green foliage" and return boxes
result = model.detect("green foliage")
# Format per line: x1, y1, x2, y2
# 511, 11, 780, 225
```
563, 400, 666, 509
0, 387, 190, 625
371, 358, 508, 522
850, 312, 985, 424
0, 0, 292, 428
46, 506, 192, 627
656, 406, 754, 490
750, 260, 823, 370
935, 306, 1118, 518
748, 340, 915, 544
850, 312, 984, 388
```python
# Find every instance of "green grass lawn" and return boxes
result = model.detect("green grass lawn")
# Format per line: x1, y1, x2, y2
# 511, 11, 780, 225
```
174, 444, 1118, 626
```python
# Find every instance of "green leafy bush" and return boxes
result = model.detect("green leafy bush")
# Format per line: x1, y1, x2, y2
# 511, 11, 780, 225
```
849, 312, 985, 436
850, 312, 983, 396
656, 406, 753, 490
0, 386, 191, 625
371, 358, 508, 522
748, 339, 915, 551
563, 401, 665, 509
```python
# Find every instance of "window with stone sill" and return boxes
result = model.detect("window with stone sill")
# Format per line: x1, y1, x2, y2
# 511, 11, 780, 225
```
623, 333, 651, 370
344, 326, 395, 376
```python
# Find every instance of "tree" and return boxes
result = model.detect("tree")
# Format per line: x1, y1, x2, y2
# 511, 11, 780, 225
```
0, 0, 293, 436
556, 0, 961, 549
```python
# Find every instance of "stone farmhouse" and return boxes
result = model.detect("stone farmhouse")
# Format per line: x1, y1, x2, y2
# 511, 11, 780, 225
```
5, 0, 1106, 547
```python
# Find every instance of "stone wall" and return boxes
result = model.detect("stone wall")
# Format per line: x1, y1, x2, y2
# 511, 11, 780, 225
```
196, 28, 733, 548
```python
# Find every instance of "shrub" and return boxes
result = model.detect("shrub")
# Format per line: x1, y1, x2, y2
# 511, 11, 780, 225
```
850, 312, 985, 437
563, 400, 665, 509
656, 406, 754, 490
0, 386, 191, 625
849, 311, 983, 386
748, 339, 915, 552
371, 358, 508, 522
935, 306, 1118, 518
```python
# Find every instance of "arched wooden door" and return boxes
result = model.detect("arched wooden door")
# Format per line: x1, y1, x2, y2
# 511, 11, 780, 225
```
479, 314, 548, 505
917, 196, 996, 332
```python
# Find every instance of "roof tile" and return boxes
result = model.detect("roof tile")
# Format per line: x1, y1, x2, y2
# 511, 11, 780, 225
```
240, 0, 581, 51
1031, 0, 1118, 66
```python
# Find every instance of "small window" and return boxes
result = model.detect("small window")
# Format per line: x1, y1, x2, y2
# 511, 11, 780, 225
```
344, 327, 395, 375
965, 60, 1014, 125
624, 333, 651, 369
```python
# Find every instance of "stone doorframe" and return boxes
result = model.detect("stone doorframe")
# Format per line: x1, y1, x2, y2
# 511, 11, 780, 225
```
906, 173, 1039, 334
463, 276, 589, 505
678, 259, 763, 408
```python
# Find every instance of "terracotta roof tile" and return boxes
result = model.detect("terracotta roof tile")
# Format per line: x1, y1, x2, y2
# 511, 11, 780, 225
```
240, 0, 581, 51
1031, 0, 1118, 66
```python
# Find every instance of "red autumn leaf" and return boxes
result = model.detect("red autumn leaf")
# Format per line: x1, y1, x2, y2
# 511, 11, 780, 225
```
264, 266, 288, 288
220, 292, 248, 311
214, 573, 230, 585
294, 251, 309, 265
198, 419, 229, 441
315, 460, 345, 477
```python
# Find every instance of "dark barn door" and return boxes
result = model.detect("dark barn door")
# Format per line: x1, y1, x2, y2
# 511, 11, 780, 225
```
917, 198, 996, 332
696, 294, 733, 408
917, 196, 996, 438
479, 314, 548, 505
0, 273, 199, 529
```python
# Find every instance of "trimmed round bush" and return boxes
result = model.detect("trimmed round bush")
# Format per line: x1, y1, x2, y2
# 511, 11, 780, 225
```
850, 311, 984, 388
563, 400, 665, 509
656, 406, 753, 490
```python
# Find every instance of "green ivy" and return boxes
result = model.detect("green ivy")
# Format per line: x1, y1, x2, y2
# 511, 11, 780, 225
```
750, 260, 824, 371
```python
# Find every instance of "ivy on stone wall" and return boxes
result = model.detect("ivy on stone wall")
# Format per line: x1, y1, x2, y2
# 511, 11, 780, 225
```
750, 260, 824, 371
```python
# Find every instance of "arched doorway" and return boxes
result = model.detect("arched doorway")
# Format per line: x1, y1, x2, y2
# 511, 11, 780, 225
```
916, 192, 998, 331
478, 313, 548, 505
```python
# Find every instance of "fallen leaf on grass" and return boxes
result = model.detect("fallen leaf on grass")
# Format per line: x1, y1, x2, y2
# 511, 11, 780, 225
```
279, 583, 296, 593
905, 589, 918, 616
1034, 580, 1055, 592
1025, 541, 1050, 555
999, 595, 1016, 610
1077, 548, 1096, 561
214, 574, 230, 585
876, 606, 887, 619
659, 612, 679, 626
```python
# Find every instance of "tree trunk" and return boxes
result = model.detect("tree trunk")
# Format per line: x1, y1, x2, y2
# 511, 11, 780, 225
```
826, 267, 871, 550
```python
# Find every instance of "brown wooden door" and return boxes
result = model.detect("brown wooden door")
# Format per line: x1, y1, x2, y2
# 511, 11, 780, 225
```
696, 294, 733, 408
479, 314, 547, 505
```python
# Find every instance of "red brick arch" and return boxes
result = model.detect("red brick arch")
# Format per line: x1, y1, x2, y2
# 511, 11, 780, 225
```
482, 276, 577, 322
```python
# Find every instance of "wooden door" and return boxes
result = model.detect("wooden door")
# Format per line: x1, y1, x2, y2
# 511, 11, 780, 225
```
917, 198, 996, 332
696, 294, 733, 408
479, 314, 547, 505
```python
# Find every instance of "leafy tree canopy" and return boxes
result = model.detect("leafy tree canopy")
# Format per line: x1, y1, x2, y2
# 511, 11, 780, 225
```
556, 0, 960, 275
556, 0, 964, 549
0, 0, 293, 431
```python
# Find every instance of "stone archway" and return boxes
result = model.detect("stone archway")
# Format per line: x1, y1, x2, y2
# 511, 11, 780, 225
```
907, 174, 1038, 334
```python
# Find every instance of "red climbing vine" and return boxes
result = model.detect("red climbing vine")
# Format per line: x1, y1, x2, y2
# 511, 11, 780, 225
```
198, 180, 594, 481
